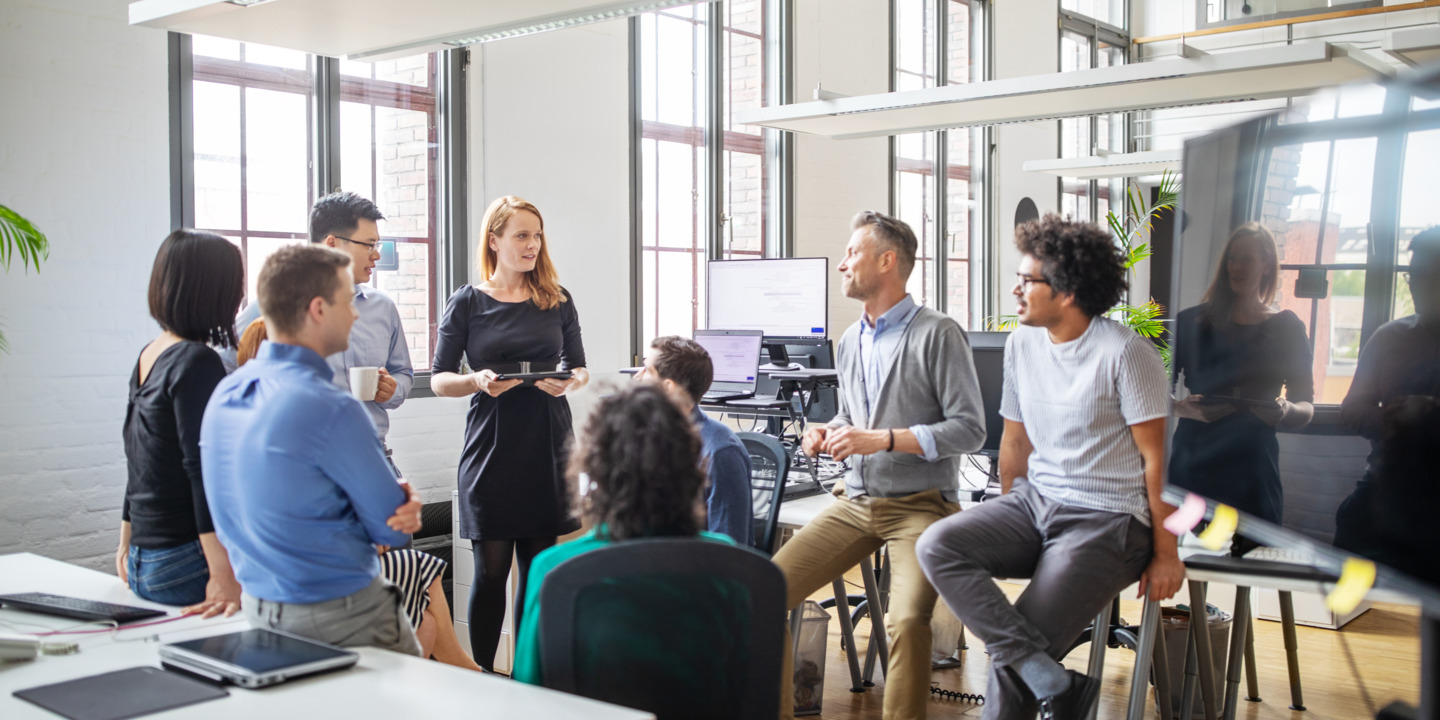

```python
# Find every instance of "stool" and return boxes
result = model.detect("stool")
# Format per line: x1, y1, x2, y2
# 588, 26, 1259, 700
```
1074, 595, 1172, 720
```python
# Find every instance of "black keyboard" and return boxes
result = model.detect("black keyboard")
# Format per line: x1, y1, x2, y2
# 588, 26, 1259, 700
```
0, 592, 168, 624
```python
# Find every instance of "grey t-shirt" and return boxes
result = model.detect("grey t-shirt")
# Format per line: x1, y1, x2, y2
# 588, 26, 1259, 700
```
1000, 317, 1169, 524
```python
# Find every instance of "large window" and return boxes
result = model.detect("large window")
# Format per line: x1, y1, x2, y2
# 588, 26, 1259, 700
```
179, 36, 459, 374
1057, 7, 1126, 226
892, 0, 986, 328
635, 1, 779, 350
1252, 89, 1440, 404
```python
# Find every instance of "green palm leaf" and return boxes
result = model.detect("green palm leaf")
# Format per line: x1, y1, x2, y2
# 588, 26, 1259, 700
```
0, 204, 50, 274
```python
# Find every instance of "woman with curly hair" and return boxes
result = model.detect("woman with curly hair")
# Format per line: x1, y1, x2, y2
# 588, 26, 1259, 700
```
510, 383, 735, 685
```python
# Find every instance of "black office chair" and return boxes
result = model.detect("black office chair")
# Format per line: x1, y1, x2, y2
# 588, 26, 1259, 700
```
738, 431, 790, 555
537, 539, 786, 720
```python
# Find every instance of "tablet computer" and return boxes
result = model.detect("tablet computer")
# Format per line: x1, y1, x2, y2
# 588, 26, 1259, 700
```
496, 370, 573, 382
158, 629, 358, 689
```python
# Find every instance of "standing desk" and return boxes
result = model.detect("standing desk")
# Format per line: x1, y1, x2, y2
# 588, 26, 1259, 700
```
0, 553, 654, 720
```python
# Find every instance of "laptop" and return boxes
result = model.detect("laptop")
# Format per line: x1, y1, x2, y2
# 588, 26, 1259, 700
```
693, 329, 764, 403
159, 628, 359, 689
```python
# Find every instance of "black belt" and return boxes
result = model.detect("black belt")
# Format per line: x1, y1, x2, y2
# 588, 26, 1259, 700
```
477, 361, 559, 375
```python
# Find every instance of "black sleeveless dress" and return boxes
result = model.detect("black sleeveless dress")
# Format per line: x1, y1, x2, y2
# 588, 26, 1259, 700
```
432, 285, 586, 540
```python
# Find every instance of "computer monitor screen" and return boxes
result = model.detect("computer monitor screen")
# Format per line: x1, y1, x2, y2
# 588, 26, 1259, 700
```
707, 258, 828, 339
1169, 67, 1440, 604
968, 332, 1007, 457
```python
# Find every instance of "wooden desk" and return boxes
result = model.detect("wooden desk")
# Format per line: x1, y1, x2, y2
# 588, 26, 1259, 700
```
0, 553, 653, 720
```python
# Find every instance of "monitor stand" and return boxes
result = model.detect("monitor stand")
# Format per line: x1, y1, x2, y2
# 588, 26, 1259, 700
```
761, 342, 803, 372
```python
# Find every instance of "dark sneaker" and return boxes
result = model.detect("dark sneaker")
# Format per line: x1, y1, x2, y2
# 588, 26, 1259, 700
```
1038, 670, 1101, 720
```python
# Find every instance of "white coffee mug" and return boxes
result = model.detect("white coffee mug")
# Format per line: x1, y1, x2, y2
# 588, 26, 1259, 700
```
349, 366, 380, 402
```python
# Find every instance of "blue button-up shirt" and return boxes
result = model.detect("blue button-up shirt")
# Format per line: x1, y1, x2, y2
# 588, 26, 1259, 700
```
857, 294, 938, 461
200, 342, 411, 604
226, 284, 414, 440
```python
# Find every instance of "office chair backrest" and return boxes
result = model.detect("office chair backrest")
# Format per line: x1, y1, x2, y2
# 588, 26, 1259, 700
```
538, 539, 786, 720
737, 431, 789, 555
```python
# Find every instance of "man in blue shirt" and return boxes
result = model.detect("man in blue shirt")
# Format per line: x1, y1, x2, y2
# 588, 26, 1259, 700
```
225, 192, 414, 467
201, 244, 424, 654
636, 336, 754, 546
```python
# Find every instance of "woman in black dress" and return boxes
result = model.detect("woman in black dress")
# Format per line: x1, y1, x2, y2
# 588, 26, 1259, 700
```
118, 230, 244, 615
1170, 222, 1315, 527
431, 196, 589, 671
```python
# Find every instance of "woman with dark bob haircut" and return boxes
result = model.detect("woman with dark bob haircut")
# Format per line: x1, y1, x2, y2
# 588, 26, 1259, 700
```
117, 229, 245, 616
510, 383, 736, 685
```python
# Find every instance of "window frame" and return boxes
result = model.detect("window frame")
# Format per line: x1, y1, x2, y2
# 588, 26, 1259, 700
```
627, 1, 794, 363
168, 33, 468, 397
888, 0, 991, 327
1056, 7, 1128, 226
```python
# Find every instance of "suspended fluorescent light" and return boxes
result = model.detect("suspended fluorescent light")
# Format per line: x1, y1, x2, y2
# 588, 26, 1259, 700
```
225, 0, 273, 6
1023, 150, 1182, 180
350, 0, 698, 59
738, 42, 1397, 140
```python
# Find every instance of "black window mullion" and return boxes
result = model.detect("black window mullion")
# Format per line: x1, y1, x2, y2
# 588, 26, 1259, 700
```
314, 56, 342, 200
1360, 88, 1413, 347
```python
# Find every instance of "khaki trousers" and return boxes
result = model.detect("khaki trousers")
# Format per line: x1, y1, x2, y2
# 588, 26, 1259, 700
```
775, 488, 959, 720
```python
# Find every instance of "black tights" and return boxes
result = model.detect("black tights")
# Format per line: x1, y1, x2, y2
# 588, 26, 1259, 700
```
467, 537, 556, 671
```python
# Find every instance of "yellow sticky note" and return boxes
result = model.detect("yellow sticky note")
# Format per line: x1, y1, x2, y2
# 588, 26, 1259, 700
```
1197, 504, 1238, 551
1326, 557, 1377, 615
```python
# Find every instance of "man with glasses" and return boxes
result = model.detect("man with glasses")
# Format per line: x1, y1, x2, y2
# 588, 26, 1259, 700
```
225, 192, 414, 474
916, 215, 1182, 720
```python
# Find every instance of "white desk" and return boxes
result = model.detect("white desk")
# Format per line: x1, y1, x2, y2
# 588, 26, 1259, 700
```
0, 553, 653, 720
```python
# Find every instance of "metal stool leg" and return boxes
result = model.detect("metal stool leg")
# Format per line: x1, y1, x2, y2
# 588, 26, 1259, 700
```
1279, 591, 1307, 711
1188, 580, 1220, 720
1126, 598, 1162, 720
859, 555, 889, 682
1244, 612, 1261, 702
830, 577, 865, 692
1152, 607, 1174, 720
1180, 630, 1200, 720
1084, 600, 1115, 720
1222, 587, 1252, 720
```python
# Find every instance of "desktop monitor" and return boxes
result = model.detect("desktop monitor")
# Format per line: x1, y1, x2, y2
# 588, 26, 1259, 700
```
706, 258, 828, 342
967, 332, 1008, 458
1167, 64, 1440, 614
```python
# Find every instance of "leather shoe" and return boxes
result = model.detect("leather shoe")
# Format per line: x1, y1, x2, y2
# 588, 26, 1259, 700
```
1038, 670, 1101, 720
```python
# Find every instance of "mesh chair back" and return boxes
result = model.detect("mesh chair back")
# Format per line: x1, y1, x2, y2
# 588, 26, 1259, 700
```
737, 432, 790, 555
538, 539, 786, 720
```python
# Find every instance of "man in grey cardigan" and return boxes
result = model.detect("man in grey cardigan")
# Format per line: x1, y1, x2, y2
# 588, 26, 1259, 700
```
776, 211, 986, 720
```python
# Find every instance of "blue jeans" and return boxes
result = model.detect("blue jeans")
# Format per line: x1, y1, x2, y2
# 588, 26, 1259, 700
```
127, 540, 209, 606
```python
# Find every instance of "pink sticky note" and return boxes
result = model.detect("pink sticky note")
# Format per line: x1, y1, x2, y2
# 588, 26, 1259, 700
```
1163, 492, 1206, 536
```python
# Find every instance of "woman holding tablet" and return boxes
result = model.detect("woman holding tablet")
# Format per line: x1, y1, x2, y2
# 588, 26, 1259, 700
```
118, 229, 244, 615
430, 196, 589, 670
1169, 222, 1315, 530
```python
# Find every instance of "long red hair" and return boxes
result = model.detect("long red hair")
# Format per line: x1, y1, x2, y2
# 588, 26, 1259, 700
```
479, 196, 566, 311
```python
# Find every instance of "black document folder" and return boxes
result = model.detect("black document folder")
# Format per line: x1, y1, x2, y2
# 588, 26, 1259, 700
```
13, 666, 228, 720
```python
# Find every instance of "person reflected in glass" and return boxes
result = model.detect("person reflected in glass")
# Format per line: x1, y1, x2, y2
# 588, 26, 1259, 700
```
118, 230, 244, 616
1335, 228, 1440, 573
429, 196, 589, 672
1170, 222, 1315, 531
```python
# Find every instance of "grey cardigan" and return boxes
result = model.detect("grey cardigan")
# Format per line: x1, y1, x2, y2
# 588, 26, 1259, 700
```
831, 305, 986, 498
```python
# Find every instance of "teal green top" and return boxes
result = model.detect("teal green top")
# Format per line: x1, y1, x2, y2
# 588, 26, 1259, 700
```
511, 527, 736, 685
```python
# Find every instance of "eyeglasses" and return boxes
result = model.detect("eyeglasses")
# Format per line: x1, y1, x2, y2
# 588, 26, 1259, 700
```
334, 236, 379, 251
1015, 274, 1051, 292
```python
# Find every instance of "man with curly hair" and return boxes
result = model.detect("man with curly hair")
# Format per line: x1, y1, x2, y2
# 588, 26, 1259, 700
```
916, 215, 1183, 720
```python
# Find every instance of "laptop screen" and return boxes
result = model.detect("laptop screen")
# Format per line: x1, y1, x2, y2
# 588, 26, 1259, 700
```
693, 330, 763, 389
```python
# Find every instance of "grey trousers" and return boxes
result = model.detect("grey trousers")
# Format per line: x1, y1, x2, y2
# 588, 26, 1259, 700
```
244, 576, 422, 657
915, 483, 1152, 720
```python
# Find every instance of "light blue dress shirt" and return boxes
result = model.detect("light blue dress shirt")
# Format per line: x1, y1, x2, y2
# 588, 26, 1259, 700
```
857, 294, 939, 462
200, 342, 411, 604
227, 284, 414, 440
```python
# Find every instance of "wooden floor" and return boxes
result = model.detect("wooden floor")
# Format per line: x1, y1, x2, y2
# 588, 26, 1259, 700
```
801, 573, 1422, 720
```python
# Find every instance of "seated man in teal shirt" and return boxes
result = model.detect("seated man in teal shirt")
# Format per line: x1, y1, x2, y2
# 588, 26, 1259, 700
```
512, 383, 734, 684
201, 244, 423, 654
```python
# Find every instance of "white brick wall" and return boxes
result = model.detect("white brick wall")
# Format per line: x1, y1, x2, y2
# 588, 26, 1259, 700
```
0, 0, 467, 572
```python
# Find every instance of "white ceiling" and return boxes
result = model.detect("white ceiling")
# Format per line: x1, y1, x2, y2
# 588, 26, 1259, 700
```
129, 0, 700, 61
